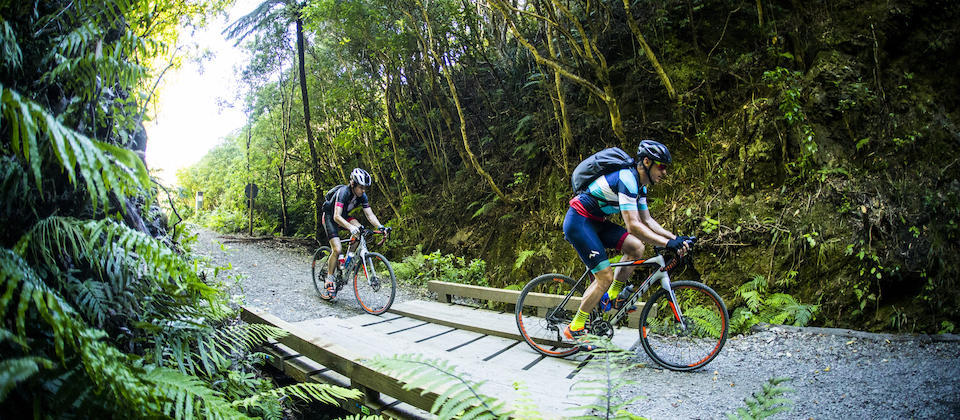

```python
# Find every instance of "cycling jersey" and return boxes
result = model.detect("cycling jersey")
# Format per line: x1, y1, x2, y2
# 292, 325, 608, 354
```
569, 168, 648, 220
323, 185, 370, 215
321, 185, 370, 241
564, 168, 648, 273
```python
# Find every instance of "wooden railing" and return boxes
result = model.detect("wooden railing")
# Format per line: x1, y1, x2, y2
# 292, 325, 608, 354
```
427, 280, 643, 327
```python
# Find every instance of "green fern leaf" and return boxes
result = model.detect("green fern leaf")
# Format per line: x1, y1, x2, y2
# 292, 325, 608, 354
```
231, 382, 361, 410
0, 356, 55, 402
146, 367, 248, 420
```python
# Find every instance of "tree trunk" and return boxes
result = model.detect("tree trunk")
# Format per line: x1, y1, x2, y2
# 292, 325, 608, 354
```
621, 0, 678, 102
545, 24, 573, 176
383, 68, 411, 195
296, 18, 323, 244
246, 123, 254, 236
421, 1, 507, 203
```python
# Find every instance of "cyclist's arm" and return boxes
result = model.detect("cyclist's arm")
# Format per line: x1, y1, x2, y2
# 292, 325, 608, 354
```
639, 209, 676, 240
332, 205, 354, 231
622, 209, 672, 246
362, 207, 383, 229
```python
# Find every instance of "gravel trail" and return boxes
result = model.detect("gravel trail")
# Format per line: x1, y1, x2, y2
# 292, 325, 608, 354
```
192, 228, 960, 419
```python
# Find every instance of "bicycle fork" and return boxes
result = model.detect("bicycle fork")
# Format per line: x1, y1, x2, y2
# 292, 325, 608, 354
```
658, 271, 688, 330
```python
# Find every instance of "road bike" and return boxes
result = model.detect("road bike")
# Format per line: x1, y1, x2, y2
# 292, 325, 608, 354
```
311, 227, 397, 315
515, 238, 728, 371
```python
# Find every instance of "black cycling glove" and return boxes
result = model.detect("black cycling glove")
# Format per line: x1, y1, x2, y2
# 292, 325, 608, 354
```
666, 237, 684, 250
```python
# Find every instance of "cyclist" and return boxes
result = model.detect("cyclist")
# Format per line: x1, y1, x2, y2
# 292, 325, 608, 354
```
562, 139, 691, 346
321, 168, 389, 297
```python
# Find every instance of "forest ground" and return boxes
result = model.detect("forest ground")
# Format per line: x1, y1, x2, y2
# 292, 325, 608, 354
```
191, 227, 960, 419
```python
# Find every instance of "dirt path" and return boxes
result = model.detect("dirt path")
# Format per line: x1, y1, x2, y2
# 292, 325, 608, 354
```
191, 227, 960, 419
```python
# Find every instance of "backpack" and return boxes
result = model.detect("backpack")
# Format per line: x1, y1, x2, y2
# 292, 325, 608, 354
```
570, 147, 636, 194
322, 185, 346, 210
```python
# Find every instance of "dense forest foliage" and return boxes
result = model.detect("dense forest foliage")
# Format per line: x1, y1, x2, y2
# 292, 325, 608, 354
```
0, 0, 360, 417
180, 0, 959, 334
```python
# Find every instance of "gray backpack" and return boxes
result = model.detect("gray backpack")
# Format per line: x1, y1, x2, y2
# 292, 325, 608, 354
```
570, 147, 636, 194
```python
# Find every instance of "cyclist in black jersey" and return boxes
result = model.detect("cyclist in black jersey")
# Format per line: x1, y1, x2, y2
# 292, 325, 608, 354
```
321, 168, 389, 297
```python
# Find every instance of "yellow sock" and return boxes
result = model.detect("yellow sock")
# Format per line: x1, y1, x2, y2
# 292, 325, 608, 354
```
570, 310, 590, 330
608, 280, 624, 299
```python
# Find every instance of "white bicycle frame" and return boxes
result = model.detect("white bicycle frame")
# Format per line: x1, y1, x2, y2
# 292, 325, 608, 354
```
568, 254, 688, 330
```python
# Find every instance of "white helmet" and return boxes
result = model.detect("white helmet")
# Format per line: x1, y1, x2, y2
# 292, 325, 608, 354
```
350, 168, 372, 187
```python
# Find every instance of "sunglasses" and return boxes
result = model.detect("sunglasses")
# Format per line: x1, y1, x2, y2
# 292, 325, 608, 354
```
653, 161, 669, 171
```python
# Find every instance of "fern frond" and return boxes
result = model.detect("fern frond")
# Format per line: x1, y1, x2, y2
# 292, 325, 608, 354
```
0, 248, 164, 412
726, 377, 794, 420
0, 85, 150, 207
366, 354, 512, 419
231, 382, 362, 410
146, 367, 250, 420
66, 274, 115, 328
0, 356, 56, 402
0, 18, 21, 70
223, 0, 288, 44
567, 335, 642, 420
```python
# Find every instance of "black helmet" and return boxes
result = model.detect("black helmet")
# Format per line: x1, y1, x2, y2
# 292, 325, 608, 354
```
636, 139, 672, 164
350, 168, 372, 187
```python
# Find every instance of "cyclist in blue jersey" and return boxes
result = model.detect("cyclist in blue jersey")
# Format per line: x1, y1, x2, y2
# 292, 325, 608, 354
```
321, 168, 390, 297
562, 140, 691, 344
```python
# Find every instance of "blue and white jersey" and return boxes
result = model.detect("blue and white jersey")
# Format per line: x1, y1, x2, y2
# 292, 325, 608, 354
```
569, 168, 647, 219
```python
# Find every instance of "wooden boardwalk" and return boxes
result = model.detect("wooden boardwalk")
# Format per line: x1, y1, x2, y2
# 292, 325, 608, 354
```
243, 283, 643, 419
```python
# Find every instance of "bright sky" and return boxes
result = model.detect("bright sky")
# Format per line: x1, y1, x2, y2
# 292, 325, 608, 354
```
145, 0, 263, 186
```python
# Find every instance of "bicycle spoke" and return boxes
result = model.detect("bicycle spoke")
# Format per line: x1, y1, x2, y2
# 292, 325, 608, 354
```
516, 274, 585, 357
311, 247, 335, 301
353, 252, 396, 315
639, 281, 728, 371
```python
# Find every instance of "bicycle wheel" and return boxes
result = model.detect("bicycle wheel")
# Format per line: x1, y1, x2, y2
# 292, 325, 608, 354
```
638, 280, 728, 371
353, 252, 396, 315
311, 246, 335, 301
515, 274, 588, 357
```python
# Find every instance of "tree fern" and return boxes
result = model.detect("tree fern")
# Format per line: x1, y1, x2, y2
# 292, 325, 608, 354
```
366, 354, 512, 419
726, 377, 794, 420
0, 84, 150, 208
567, 335, 644, 420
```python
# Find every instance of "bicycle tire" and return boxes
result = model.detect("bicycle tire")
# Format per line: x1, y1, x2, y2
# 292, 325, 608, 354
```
311, 246, 335, 301
353, 252, 396, 315
638, 280, 728, 371
515, 273, 587, 357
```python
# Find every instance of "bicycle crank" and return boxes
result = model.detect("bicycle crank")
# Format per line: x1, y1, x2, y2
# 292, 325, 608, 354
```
590, 319, 614, 338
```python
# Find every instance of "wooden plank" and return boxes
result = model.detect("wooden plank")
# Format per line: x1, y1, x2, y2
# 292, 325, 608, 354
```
241, 306, 445, 413
258, 342, 429, 419
389, 300, 522, 341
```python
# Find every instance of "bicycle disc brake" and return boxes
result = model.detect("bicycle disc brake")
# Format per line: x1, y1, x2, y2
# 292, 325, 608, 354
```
590, 319, 614, 338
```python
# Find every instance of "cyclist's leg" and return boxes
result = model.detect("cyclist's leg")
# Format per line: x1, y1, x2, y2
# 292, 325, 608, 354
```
609, 234, 645, 299
323, 213, 342, 277
345, 217, 361, 252
562, 208, 614, 335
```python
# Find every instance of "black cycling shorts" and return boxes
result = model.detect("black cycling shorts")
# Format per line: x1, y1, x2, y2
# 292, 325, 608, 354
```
321, 212, 357, 242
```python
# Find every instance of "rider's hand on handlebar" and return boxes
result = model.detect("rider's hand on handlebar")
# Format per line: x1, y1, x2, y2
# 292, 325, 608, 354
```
349, 225, 361, 238
666, 236, 692, 256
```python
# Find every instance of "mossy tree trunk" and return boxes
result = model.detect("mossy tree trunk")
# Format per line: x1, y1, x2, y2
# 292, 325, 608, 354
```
420, 0, 509, 203
621, 0, 678, 103
489, 0, 627, 141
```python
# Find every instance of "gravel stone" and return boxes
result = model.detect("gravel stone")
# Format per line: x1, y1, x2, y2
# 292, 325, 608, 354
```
191, 228, 960, 419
